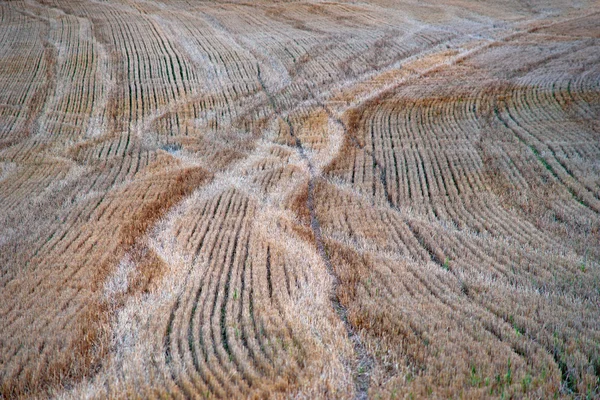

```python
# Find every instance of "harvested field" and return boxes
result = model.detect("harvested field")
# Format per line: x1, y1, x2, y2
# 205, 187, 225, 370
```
0, 0, 599, 398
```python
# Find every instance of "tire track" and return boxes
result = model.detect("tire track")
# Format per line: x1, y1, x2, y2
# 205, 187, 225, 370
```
257, 64, 373, 400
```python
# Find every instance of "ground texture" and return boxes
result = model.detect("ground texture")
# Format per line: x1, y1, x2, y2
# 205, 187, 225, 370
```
1, 0, 599, 398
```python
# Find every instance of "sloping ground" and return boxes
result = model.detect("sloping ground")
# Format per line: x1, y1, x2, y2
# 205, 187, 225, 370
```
0, 0, 599, 398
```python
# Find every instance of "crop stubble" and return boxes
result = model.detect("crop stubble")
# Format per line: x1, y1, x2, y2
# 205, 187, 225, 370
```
0, 0, 599, 398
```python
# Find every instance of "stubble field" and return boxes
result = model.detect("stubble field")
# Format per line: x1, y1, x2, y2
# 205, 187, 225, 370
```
1, 0, 599, 398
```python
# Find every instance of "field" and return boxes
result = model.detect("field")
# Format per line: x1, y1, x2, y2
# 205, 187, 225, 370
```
0, 0, 599, 398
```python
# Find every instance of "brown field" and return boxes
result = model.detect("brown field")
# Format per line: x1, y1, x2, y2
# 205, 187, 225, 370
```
1, 0, 599, 398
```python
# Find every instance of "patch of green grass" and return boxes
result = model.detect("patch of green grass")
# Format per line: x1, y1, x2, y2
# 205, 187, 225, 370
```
509, 315, 522, 337
521, 373, 532, 393
470, 365, 482, 387
443, 257, 450, 271
490, 358, 513, 397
